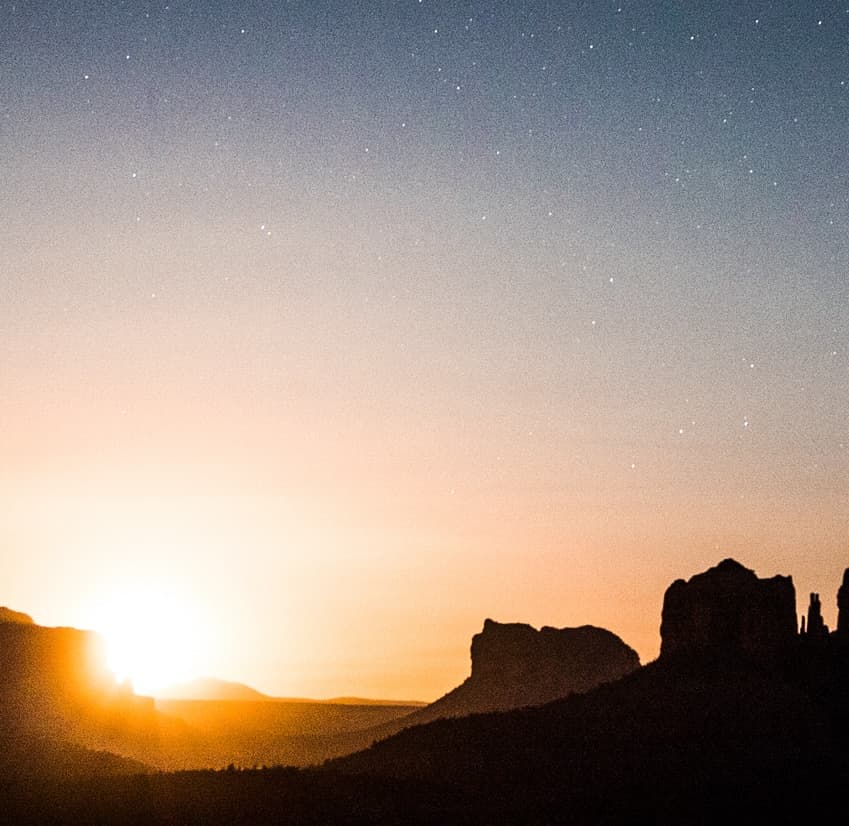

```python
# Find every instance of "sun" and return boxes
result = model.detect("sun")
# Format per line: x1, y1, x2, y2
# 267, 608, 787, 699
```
87, 584, 206, 696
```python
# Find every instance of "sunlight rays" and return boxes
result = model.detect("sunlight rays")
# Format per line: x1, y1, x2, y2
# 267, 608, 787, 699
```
86, 583, 207, 696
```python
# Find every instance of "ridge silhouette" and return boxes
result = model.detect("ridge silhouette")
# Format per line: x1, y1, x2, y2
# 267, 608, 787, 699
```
2, 558, 848, 824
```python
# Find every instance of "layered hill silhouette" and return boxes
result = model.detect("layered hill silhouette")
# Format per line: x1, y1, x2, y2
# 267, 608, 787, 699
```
323, 559, 849, 822
0, 612, 196, 769
156, 676, 273, 701
156, 676, 426, 706
4, 558, 849, 824
0, 605, 641, 771
0, 611, 423, 770
142, 616, 640, 767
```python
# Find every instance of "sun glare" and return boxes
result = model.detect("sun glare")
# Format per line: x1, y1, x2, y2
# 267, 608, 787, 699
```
87, 585, 205, 696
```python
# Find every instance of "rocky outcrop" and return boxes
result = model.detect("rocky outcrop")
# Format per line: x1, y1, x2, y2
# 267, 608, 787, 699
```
0, 615, 162, 757
803, 593, 828, 638
410, 619, 640, 722
470, 619, 640, 694
660, 558, 797, 662
0, 606, 34, 624
0, 621, 114, 705
838, 569, 849, 635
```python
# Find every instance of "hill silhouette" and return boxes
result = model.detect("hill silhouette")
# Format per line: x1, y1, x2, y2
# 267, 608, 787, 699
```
3, 558, 849, 824
155, 676, 426, 707
0, 603, 638, 771
154, 698, 423, 768
170, 617, 642, 764
0, 612, 423, 770
324, 696, 427, 707
156, 677, 273, 701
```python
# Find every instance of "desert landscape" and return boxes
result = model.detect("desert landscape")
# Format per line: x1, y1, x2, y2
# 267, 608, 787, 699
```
3, 1, 847, 822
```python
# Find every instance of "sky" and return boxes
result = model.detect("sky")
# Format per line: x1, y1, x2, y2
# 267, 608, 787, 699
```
2, 0, 848, 700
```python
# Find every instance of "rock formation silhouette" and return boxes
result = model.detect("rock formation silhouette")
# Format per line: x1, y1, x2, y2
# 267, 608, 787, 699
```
659, 558, 797, 662
0, 606, 34, 624
4, 559, 849, 825
0, 615, 180, 768
0, 621, 117, 715
404, 619, 639, 724
469, 619, 640, 708
837, 568, 849, 635
328, 558, 849, 826
803, 593, 828, 638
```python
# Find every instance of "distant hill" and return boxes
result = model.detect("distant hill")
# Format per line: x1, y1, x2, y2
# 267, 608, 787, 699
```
325, 697, 426, 707
154, 678, 426, 707
154, 697, 424, 768
156, 677, 272, 701
0, 608, 425, 771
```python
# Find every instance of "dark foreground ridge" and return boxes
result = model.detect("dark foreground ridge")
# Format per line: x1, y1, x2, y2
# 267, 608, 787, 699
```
2, 559, 849, 824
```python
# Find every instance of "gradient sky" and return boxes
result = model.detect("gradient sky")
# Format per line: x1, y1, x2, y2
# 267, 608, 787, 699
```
2, 1, 848, 700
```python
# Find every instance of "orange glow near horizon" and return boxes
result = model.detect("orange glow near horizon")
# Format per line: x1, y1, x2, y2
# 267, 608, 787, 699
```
85, 584, 208, 696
